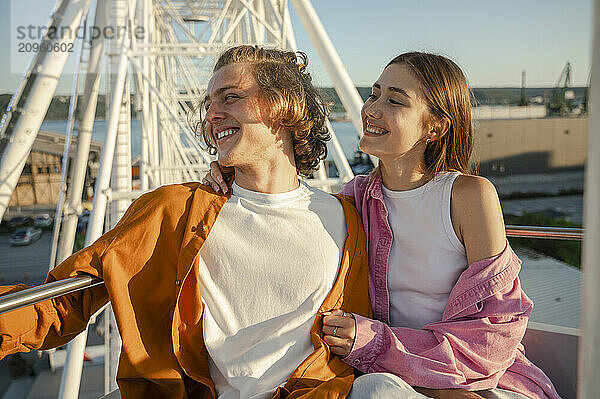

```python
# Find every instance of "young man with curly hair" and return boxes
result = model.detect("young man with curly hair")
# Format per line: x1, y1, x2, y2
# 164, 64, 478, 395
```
0, 45, 371, 399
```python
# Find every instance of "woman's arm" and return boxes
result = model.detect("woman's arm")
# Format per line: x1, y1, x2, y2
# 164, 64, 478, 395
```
451, 175, 506, 265
342, 267, 531, 390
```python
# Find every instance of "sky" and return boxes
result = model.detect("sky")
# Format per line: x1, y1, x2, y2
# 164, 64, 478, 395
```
0, 0, 594, 94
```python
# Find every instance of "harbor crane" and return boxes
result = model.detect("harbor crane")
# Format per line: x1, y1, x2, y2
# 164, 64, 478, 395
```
548, 61, 574, 116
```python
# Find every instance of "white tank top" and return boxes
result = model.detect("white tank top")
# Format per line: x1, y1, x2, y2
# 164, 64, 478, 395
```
383, 171, 467, 329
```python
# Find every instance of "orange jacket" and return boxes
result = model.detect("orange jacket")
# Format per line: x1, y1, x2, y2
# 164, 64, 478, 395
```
0, 183, 372, 398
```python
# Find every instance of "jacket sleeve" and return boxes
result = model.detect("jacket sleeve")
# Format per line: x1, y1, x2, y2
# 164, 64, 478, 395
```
342, 259, 532, 390
0, 249, 111, 357
0, 188, 164, 358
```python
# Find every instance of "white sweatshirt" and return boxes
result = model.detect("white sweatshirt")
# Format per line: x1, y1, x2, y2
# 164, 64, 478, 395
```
198, 181, 347, 399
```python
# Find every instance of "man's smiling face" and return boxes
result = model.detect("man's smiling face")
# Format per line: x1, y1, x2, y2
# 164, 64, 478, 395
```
203, 62, 286, 169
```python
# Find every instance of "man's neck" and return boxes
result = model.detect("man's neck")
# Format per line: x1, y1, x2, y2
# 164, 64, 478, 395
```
233, 162, 299, 194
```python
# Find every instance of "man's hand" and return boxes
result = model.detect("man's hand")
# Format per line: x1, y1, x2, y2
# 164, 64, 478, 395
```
414, 387, 485, 399
322, 309, 356, 357
201, 161, 234, 193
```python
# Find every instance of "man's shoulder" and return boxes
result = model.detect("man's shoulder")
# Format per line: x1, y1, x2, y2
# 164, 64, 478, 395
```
339, 174, 371, 197
136, 182, 195, 205
332, 193, 356, 207
134, 182, 223, 211
302, 183, 354, 207
304, 185, 362, 226
150, 181, 204, 196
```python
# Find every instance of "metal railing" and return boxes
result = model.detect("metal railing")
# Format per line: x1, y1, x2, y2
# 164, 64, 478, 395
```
0, 275, 103, 315
0, 225, 583, 316
505, 225, 584, 241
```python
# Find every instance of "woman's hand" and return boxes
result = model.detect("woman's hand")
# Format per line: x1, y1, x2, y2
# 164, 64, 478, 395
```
323, 312, 484, 399
201, 161, 234, 193
322, 309, 356, 357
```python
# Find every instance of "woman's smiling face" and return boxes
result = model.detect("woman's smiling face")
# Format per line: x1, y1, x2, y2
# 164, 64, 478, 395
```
359, 63, 433, 163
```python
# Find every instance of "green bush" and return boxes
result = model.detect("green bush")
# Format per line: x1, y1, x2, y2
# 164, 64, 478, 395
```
74, 233, 85, 252
505, 212, 581, 268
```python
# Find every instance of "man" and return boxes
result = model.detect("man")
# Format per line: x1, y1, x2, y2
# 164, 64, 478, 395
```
0, 45, 371, 398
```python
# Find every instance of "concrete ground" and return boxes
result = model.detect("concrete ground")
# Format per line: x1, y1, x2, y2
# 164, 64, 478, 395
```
489, 170, 584, 197
0, 230, 53, 287
502, 195, 583, 223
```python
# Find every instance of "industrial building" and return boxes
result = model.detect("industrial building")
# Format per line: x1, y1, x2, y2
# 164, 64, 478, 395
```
8, 130, 101, 208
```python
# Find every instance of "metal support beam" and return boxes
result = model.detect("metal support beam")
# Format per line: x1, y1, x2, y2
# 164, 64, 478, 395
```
109, 0, 133, 229
55, 1, 107, 265
58, 22, 131, 399
290, 0, 377, 167
0, 0, 93, 221
578, 0, 600, 397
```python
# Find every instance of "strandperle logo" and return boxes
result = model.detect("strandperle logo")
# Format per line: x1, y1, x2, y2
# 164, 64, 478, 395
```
12, 24, 146, 66
15, 24, 147, 42
9, 0, 146, 75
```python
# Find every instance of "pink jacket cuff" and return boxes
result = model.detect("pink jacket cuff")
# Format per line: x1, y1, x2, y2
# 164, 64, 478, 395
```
342, 313, 384, 373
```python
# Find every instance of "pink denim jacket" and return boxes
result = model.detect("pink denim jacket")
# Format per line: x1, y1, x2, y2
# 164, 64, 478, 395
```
340, 174, 560, 399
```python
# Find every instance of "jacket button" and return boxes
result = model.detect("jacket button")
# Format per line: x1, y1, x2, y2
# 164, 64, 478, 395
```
353, 359, 360, 365
175, 279, 181, 286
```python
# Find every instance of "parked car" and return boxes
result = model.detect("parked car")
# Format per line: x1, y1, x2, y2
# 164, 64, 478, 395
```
9, 227, 42, 246
33, 214, 53, 227
8, 216, 32, 229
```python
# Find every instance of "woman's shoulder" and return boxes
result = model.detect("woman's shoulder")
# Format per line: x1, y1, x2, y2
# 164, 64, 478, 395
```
452, 174, 499, 202
451, 174, 506, 264
451, 174, 503, 222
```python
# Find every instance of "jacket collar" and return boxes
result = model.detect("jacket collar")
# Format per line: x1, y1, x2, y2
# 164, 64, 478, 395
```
177, 186, 231, 283
366, 173, 384, 201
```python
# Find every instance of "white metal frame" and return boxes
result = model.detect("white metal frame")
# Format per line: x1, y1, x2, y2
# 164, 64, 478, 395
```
578, 0, 600, 397
0, 0, 94, 221
5, 0, 598, 398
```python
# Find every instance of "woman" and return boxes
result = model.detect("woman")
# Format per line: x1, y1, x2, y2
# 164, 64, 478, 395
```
204, 52, 560, 399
